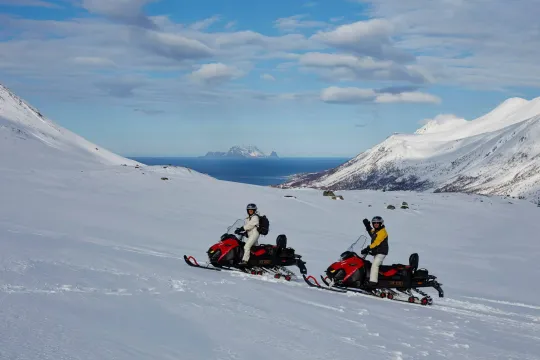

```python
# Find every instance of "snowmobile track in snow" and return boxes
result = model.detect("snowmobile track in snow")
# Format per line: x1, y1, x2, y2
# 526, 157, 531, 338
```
302, 274, 436, 306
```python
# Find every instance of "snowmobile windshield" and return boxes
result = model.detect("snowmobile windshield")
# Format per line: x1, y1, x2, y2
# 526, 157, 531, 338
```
226, 219, 245, 234
339, 235, 368, 260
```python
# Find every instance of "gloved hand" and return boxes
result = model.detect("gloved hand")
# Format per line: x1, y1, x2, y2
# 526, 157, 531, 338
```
360, 246, 371, 255
234, 227, 244, 235
362, 218, 370, 227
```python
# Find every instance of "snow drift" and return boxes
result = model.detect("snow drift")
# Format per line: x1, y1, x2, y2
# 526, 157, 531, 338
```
279, 97, 540, 203
1, 83, 539, 360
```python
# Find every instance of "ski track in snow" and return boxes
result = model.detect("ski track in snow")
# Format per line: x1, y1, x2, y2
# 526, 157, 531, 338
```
2, 212, 540, 360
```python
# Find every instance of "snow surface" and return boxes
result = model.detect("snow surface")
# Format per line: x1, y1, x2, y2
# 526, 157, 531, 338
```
280, 97, 540, 202
1, 83, 540, 359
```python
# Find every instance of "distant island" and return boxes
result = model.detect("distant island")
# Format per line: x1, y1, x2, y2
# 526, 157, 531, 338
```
202, 145, 279, 158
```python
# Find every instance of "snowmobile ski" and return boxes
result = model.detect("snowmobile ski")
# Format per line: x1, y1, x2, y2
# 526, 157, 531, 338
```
184, 255, 253, 273
303, 274, 348, 293
184, 255, 222, 271
304, 274, 434, 306
184, 255, 296, 281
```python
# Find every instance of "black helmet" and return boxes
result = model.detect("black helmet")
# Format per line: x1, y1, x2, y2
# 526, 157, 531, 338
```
372, 216, 384, 225
246, 203, 257, 212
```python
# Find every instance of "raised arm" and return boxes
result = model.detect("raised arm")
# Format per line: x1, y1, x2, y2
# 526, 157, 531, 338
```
362, 218, 372, 233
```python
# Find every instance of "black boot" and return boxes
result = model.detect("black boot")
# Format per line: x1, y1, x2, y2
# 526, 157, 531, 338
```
367, 281, 378, 289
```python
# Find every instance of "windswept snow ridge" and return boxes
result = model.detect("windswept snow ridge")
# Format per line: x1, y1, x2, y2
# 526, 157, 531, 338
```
0, 83, 137, 168
1, 84, 539, 360
279, 97, 540, 202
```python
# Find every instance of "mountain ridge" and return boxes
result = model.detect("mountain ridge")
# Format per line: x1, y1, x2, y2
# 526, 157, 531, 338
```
0, 82, 211, 180
202, 145, 279, 158
278, 96, 540, 203
0, 82, 138, 168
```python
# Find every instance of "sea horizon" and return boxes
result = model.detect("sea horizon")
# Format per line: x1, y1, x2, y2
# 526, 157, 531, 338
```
129, 156, 351, 186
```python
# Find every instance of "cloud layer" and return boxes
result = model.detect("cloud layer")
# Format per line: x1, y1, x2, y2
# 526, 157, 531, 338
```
354, 0, 540, 88
320, 86, 440, 104
1, 0, 538, 111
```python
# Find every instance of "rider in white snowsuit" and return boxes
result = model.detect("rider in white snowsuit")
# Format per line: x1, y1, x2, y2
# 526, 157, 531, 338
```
236, 203, 260, 265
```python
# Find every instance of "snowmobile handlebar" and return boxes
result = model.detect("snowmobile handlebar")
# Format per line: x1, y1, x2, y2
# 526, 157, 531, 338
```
233, 229, 247, 241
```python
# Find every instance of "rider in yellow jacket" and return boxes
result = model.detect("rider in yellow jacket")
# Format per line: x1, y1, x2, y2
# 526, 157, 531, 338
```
361, 216, 388, 287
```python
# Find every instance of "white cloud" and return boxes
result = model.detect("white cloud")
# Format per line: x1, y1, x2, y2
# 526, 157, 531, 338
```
310, 19, 412, 62
190, 15, 221, 31
0, 14, 321, 105
261, 74, 275, 81
251, 91, 316, 102
72, 56, 116, 67
11, 0, 538, 111
300, 52, 391, 70
211, 30, 316, 52
299, 52, 429, 83
351, 0, 540, 88
224, 21, 237, 30
0, 0, 60, 7
375, 91, 441, 104
274, 15, 327, 32
188, 63, 245, 85
94, 75, 148, 98
321, 86, 376, 103
139, 30, 215, 60
313, 18, 393, 44
320, 86, 440, 104
82, 0, 158, 28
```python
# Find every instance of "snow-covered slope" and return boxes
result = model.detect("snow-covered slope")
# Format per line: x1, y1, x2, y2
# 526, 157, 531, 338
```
0, 83, 141, 169
1, 85, 540, 359
279, 97, 540, 202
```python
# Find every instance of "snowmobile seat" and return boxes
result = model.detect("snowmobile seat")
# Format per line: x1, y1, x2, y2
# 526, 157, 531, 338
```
276, 234, 287, 250
409, 253, 419, 272
379, 265, 397, 273
251, 244, 275, 257
379, 264, 409, 277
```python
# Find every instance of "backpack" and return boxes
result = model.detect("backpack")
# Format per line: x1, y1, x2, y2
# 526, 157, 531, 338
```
257, 214, 269, 235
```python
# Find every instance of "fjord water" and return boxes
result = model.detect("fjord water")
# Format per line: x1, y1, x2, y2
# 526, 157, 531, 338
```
130, 157, 350, 186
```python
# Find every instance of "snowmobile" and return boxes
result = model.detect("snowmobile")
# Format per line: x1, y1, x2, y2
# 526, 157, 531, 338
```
303, 235, 444, 305
184, 219, 307, 281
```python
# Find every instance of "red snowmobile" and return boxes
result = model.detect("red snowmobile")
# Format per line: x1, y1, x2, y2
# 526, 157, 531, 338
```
303, 235, 444, 305
184, 219, 307, 281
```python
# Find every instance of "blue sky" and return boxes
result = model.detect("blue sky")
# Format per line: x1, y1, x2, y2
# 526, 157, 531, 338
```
1, 0, 539, 157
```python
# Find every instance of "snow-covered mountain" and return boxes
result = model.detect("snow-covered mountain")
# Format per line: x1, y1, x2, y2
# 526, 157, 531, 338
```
1, 83, 540, 359
203, 145, 278, 158
279, 97, 540, 203
0, 83, 140, 169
